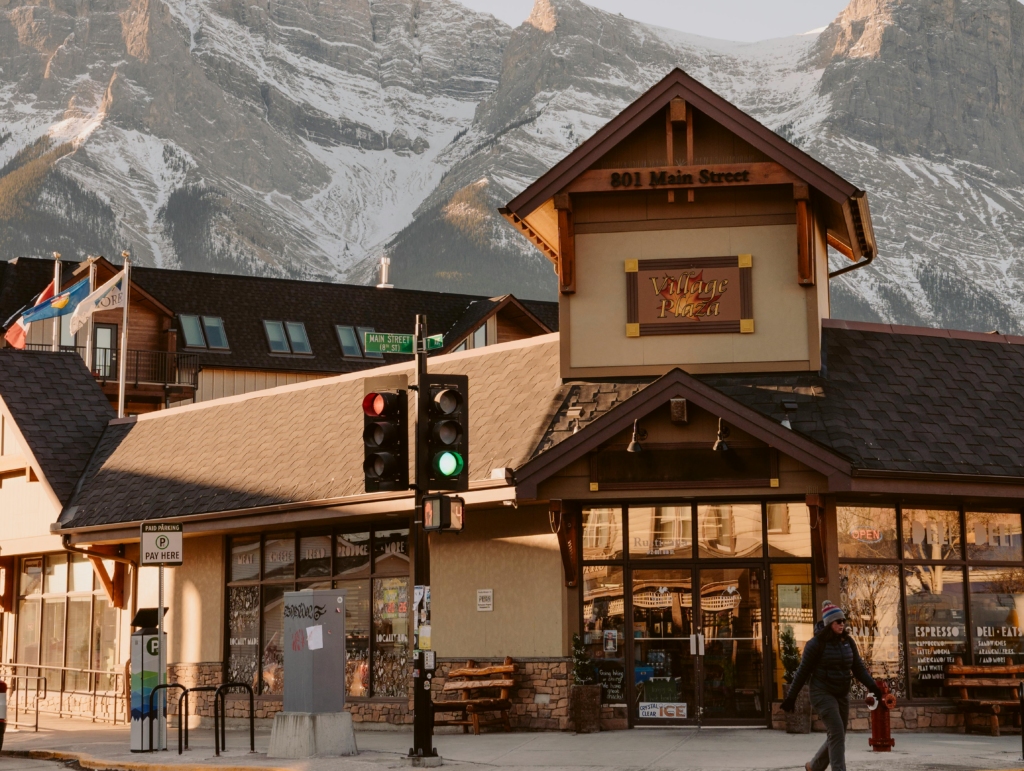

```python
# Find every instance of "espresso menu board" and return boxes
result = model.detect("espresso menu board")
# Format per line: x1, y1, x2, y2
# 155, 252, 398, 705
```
597, 664, 625, 703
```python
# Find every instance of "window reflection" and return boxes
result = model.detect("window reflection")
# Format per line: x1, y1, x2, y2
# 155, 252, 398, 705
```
629, 506, 692, 559
902, 509, 960, 561
582, 507, 623, 561
904, 565, 965, 698
837, 506, 897, 559
771, 564, 813, 699
966, 512, 1023, 562
839, 564, 905, 698
767, 503, 811, 558
969, 566, 1024, 666
697, 503, 762, 558
583, 566, 626, 703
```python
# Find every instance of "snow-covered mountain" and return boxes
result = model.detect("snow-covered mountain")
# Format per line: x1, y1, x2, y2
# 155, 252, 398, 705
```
2, 0, 1024, 332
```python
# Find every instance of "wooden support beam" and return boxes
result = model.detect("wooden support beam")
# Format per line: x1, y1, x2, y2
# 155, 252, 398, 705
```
686, 104, 694, 203
793, 182, 810, 201
88, 555, 116, 606
556, 208, 576, 294
87, 545, 126, 609
808, 494, 828, 585
666, 107, 675, 203
0, 454, 28, 475
826, 233, 855, 261
796, 199, 814, 286
0, 556, 14, 613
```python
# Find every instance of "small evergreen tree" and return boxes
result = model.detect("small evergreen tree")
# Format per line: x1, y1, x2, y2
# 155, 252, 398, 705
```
571, 633, 597, 686
780, 625, 801, 684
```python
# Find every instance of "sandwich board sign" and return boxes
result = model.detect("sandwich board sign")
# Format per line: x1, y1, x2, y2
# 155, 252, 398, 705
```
140, 523, 183, 566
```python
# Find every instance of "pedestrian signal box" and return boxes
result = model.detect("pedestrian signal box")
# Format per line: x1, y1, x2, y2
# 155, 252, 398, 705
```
422, 494, 465, 532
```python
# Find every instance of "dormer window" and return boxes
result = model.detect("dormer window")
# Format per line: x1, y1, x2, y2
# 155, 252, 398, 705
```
180, 315, 206, 347
202, 317, 229, 349
180, 315, 229, 350
264, 320, 312, 354
357, 327, 383, 359
336, 326, 362, 357
473, 324, 487, 348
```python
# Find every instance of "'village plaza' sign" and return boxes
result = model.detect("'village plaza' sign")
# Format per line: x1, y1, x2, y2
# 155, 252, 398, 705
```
566, 162, 797, 194
625, 256, 754, 337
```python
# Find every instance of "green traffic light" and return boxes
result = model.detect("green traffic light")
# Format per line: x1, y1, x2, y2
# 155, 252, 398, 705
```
433, 451, 464, 477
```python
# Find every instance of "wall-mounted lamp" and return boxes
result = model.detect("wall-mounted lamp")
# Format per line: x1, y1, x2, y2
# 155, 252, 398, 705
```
713, 418, 731, 452
627, 419, 644, 453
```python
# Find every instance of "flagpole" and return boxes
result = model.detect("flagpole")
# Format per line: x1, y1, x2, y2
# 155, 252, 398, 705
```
85, 259, 96, 372
117, 252, 131, 418
51, 253, 61, 352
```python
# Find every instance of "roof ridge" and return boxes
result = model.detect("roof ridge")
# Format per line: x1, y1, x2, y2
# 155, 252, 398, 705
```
824, 318, 1024, 346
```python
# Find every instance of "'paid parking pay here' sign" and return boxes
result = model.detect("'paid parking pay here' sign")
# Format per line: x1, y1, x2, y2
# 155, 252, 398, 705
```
141, 523, 183, 566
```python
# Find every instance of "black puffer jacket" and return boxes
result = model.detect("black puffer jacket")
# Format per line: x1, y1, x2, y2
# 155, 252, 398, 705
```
788, 621, 881, 698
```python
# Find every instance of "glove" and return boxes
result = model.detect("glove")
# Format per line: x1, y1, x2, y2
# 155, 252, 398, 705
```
780, 696, 797, 713
870, 686, 885, 702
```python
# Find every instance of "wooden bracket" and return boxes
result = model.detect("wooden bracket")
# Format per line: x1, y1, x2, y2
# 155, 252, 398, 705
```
551, 500, 578, 588
0, 556, 13, 613
797, 199, 814, 285
87, 545, 126, 609
807, 494, 828, 585
556, 207, 576, 294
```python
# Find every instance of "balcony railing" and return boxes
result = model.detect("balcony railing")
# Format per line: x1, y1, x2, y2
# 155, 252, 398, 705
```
21, 345, 199, 389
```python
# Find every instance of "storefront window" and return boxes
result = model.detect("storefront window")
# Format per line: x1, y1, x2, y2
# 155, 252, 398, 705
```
839, 564, 905, 698
966, 511, 1023, 562
629, 506, 692, 559
582, 566, 626, 704
902, 509, 960, 561
904, 566, 966, 697
15, 554, 120, 692
837, 506, 897, 559
767, 503, 812, 558
226, 525, 410, 698
771, 564, 813, 699
697, 503, 762, 558
582, 507, 623, 561
968, 566, 1024, 666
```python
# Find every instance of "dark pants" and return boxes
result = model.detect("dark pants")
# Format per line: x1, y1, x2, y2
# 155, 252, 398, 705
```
808, 687, 849, 771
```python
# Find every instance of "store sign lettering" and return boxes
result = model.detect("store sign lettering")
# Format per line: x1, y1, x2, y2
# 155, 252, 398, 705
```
638, 702, 687, 719
267, 550, 293, 563
977, 626, 1024, 638
850, 526, 882, 543
914, 626, 961, 638
633, 537, 687, 555
235, 554, 255, 565
380, 542, 406, 556
230, 637, 258, 646
610, 169, 751, 189
303, 548, 327, 560
337, 543, 368, 557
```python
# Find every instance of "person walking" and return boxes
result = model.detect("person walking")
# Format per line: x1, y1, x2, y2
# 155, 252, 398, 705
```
780, 601, 886, 771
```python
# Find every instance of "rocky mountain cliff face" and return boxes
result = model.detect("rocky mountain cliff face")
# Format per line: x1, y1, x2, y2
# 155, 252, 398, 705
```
2, 0, 1024, 331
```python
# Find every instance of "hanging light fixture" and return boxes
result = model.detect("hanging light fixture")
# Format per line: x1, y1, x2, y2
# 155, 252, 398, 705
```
627, 419, 643, 453
713, 417, 731, 452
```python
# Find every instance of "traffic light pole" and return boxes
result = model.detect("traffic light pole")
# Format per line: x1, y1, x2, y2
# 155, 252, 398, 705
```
410, 314, 436, 762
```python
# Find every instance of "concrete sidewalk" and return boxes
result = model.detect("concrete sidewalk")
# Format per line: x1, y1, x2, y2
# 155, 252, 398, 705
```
3, 717, 1023, 771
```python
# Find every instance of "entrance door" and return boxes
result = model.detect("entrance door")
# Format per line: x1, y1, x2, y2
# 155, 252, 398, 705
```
698, 566, 766, 725
94, 324, 117, 377
632, 568, 697, 724
631, 566, 766, 726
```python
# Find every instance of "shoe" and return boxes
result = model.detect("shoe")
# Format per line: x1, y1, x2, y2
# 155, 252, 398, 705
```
805, 764, 812, 771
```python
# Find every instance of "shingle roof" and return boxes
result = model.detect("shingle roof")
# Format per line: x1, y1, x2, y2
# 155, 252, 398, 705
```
0, 350, 115, 504
60, 335, 562, 529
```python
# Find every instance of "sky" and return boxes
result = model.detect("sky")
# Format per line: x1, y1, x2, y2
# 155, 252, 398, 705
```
458, 0, 852, 42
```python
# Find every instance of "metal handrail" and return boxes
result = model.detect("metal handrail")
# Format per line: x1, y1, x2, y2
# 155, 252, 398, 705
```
213, 682, 255, 756
1, 664, 125, 724
3, 675, 47, 732
148, 683, 187, 754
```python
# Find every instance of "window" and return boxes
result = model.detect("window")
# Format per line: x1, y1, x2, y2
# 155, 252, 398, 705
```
453, 340, 467, 353
767, 502, 812, 558
581, 507, 623, 561
697, 503, 762, 558
15, 554, 120, 693
286, 322, 312, 354
771, 564, 813, 699
473, 325, 487, 349
837, 505, 897, 559
180, 315, 206, 347
904, 565, 966, 698
226, 526, 409, 698
336, 326, 362, 357
263, 321, 290, 353
969, 566, 1024, 666
966, 511, 1022, 561
582, 566, 626, 704
839, 563, 904, 697
357, 327, 383, 359
629, 506, 692, 559
202, 317, 229, 349
902, 508, 960, 561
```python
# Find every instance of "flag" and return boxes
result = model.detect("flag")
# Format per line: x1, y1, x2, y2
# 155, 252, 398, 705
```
69, 270, 126, 336
3, 281, 55, 349
21, 278, 90, 325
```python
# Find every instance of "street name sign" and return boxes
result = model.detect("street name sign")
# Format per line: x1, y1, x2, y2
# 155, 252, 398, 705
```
363, 332, 443, 354
140, 523, 183, 566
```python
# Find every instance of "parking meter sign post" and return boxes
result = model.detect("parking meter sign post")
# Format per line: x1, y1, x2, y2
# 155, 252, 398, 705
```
140, 523, 182, 753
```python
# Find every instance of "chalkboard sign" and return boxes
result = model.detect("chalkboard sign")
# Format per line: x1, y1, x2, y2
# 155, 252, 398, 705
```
597, 663, 625, 703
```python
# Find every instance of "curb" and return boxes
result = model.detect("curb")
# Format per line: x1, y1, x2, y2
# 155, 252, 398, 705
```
0, 749, 291, 771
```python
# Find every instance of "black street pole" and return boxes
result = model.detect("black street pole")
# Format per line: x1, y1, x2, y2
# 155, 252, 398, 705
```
410, 314, 435, 760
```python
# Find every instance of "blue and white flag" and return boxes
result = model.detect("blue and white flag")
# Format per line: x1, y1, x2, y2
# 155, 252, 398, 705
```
69, 270, 126, 336
21, 278, 90, 324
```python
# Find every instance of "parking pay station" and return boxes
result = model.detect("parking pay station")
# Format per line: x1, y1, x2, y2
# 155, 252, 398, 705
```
130, 609, 167, 751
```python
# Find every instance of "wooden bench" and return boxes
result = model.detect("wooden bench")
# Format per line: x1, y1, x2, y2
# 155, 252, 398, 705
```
944, 657, 1024, 736
433, 656, 517, 735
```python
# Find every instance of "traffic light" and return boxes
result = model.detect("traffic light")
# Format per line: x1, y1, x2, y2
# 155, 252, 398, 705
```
418, 374, 469, 492
422, 494, 465, 532
363, 389, 408, 492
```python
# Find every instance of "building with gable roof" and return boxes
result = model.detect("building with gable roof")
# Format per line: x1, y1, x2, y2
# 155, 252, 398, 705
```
2, 70, 1024, 734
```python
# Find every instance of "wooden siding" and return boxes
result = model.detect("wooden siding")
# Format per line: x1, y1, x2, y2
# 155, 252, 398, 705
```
496, 311, 540, 345
172, 368, 330, 405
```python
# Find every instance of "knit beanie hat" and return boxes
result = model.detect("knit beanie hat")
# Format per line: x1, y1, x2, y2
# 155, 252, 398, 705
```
822, 600, 846, 625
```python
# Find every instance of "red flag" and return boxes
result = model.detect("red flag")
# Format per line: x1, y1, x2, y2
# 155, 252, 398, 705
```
4, 281, 55, 349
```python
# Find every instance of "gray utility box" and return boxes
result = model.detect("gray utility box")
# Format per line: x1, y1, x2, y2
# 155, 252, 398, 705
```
282, 589, 347, 714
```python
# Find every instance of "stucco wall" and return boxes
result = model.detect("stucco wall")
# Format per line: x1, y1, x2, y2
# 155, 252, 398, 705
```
569, 224, 808, 371
430, 504, 567, 659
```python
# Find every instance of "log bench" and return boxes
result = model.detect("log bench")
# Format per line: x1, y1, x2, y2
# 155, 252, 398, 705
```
433, 656, 517, 735
944, 657, 1024, 736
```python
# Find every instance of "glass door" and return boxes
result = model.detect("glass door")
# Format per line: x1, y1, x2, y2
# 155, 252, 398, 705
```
93, 324, 117, 378
632, 568, 697, 724
698, 566, 766, 724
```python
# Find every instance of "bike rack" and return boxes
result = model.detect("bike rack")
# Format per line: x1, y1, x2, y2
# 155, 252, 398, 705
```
186, 686, 218, 753
147, 683, 187, 754
212, 682, 255, 756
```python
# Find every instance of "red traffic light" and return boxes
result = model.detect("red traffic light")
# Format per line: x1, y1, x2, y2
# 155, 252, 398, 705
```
363, 391, 399, 417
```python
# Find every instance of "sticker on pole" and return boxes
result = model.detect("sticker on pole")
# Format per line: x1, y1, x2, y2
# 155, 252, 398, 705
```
140, 523, 183, 566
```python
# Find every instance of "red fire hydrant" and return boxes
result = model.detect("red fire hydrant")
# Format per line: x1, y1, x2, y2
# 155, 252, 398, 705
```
866, 678, 896, 752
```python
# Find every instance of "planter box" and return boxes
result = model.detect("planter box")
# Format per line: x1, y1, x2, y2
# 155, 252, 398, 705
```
570, 684, 602, 734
